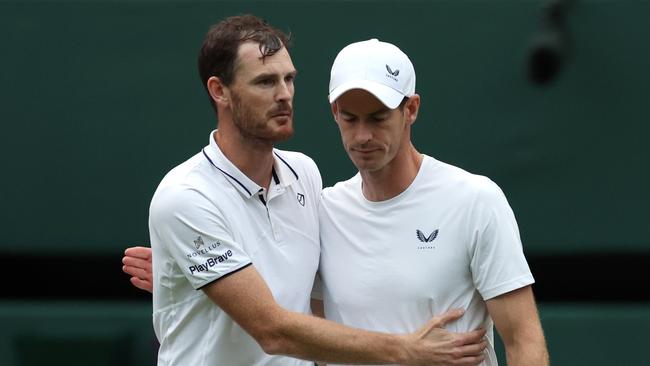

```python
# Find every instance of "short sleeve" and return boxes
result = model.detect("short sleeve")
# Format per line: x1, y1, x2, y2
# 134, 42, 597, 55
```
149, 186, 252, 290
469, 178, 534, 300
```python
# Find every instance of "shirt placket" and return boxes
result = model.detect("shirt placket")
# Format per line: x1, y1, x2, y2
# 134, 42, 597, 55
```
270, 181, 289, 241
258, 186, 283, 241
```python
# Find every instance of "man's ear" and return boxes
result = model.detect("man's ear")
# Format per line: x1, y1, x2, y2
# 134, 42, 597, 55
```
404, 94, 420, 126
330, 101, 339, 124
207, 76, 231, 106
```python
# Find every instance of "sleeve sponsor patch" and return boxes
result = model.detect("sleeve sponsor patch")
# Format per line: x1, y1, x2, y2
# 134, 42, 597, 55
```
188, 249, 234, 275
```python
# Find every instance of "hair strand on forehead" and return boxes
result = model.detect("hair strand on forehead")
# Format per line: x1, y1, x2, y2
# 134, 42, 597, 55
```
240, 30, 290, 62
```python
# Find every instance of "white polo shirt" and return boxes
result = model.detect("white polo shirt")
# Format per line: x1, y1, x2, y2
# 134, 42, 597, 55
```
318, 155, 534, 366
149, 131, 321, 366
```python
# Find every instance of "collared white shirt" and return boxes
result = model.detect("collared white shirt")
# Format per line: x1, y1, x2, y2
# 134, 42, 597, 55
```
150, 131, 321, 366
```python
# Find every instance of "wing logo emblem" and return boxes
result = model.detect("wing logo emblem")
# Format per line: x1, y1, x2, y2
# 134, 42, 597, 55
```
386, 64, 400, 76
416, 229, 439, 243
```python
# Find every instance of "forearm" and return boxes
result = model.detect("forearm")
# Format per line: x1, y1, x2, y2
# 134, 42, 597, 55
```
263, 309, 409, 365
504, 335, 549, 366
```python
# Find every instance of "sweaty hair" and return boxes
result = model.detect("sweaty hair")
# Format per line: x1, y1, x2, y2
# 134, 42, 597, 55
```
197, 14, 292, 109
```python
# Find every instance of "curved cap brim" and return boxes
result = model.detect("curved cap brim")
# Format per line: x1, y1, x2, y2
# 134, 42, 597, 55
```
328, 79, 405, 109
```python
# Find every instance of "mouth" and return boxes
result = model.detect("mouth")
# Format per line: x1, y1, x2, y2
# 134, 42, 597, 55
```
272, 113, 291, 118
270, 109, 292, 118
351, 148, 380, 154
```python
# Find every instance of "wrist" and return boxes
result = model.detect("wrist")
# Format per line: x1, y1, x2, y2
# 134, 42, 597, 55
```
394, 333, 414, 364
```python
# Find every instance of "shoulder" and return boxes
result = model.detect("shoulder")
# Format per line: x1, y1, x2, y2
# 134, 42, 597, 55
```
423, 155, 503, 200
321, 174, 360, 203
150, 153, 223, 222
427, 158, 515, 221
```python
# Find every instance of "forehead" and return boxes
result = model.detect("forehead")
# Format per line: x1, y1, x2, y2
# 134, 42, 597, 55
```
235, 41, 295, 79
336, 89, 390, 114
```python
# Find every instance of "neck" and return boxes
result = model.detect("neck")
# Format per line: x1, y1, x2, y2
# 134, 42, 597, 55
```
360, 143, 423, 202
214, 128, 274, 190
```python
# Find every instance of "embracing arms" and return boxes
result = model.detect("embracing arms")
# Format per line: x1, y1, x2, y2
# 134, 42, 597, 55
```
123, 246, 487, 365
204, 264, 486, 365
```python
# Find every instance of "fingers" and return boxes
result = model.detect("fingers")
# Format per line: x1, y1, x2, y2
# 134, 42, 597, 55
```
124, 246, 152, 260
435, 308, 465, 328
436, 340, 487, 366
122, 249, 152, 280
452, 328, 487, 347
123, 264, 150, 280
453, 353, 486, 366
122, 256, 151, 271
130, 277, 153, 294
418, 308, 465, 337
123, 246, 154, 294
456, 340, 488, 357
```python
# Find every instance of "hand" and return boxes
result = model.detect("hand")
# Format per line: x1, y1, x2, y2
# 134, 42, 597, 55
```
122, 246, 153, 293
404, 309, 487, 366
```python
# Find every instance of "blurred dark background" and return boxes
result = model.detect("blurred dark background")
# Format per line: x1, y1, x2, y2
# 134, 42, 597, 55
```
1, 0, 648, 364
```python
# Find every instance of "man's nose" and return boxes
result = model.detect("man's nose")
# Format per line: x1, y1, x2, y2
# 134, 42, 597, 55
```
354, 122, 372, 144
275, 81, 292, 102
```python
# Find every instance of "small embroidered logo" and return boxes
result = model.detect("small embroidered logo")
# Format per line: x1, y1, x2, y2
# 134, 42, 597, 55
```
416, 229, 439, 243
386, 64, 400, 76
297, 193, 305, 206
193, 235, 205, 249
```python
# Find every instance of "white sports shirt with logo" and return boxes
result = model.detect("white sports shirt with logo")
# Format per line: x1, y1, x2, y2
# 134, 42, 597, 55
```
318, 155, 534, 366
149, 132, 321, 366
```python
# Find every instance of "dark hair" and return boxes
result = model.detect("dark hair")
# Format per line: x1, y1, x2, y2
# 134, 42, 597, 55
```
197, 14, 291, 109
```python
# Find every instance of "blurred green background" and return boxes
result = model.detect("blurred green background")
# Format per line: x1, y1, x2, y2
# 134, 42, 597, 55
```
0, 0, 648, 365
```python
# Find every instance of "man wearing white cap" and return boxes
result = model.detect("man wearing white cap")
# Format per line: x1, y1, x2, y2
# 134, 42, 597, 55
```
317, 38, 549, 365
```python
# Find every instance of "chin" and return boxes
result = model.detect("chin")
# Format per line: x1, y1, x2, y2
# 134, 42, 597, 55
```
270, 126, 294, 142
350, 159, 378, 172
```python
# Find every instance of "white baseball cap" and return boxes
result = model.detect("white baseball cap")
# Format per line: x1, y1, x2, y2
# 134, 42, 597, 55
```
328, 39, 416, 109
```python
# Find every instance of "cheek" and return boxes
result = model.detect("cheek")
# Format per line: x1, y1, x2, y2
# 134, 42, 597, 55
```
339, 127, 350, 150
245, 92, 265, 106
389, 129, 406, 150
376, 127, 399, 149
340, 129, 353, 148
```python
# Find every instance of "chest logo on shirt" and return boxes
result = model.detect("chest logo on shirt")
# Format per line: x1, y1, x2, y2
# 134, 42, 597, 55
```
416, 229, 439, 243
416, 229, 439, 250
297, 192, 305, 206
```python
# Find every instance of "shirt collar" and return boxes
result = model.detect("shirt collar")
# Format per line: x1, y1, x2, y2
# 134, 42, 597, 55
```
272, 149, 299, 188
202, 130, 299, 199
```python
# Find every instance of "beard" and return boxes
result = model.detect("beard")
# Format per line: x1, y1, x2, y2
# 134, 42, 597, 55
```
231, 92, 294, 146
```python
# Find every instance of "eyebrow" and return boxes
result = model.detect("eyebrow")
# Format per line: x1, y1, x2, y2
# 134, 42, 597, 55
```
251, 70, 298, 83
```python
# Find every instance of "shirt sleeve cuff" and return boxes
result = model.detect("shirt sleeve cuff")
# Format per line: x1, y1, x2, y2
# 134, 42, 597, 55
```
480, 274, 535, 300
195, 262, 253, 290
